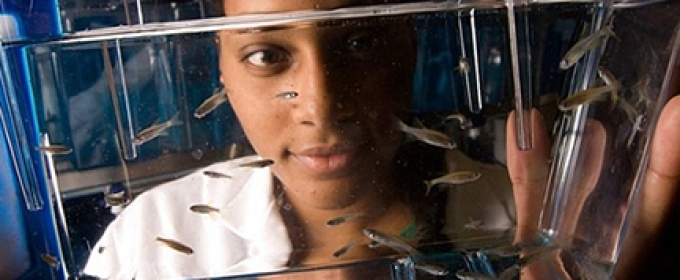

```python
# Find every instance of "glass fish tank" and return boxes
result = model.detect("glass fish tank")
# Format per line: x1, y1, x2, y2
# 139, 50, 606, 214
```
0, 0, 678, 279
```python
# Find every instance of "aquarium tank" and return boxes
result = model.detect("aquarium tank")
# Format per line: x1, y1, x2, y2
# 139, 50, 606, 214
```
0, 0, 679, 279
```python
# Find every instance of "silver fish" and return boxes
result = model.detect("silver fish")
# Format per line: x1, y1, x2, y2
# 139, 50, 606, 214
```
332, 240, 357, 258
275, 91, 299, 99
189, 204, 221, 214
194, 86, 228, 119
37, 145, 73, 155
203, 170, 232, 179
414, 264, 449, 276
558, 83, 620, 111
444, 113, 470, 128
631, 74, 652, 109
424, 171, 482, 195
362, 228, 421, 256
516, 244, 560, 268
456, 57, 471, 74
488, 48, 502, 65
396, 118, 456, 149
598, 67, 622, 108
104, 192, 130, 207
560, 25, 616, 70
626, 115, 645, 149
326, 212, 364, 227
598, 67, 620, 88
41, 253, 59, 268
155, 237, 194, 255
463, 218, 485, 230
228, 143, 242, 159
238, 158, 274, 168
494, 245, 561, 280
132, 113, 183, 146
483, 243, 522, 258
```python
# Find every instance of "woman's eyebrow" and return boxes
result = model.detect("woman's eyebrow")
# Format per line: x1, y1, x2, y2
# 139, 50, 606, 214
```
234, 22, 326, 34
236, 25, 301, 34
231, 18, 386, 35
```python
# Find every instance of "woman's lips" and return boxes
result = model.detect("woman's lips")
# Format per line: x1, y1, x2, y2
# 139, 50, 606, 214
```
293, 145, 358, 175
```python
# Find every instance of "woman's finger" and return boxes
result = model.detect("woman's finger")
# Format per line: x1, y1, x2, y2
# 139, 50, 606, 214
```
506, 108, 551, 242
615, 94, 680, 279
506, 109, 569, 279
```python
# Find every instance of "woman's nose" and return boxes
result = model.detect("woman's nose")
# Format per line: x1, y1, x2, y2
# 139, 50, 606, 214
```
292, 56, 356, 127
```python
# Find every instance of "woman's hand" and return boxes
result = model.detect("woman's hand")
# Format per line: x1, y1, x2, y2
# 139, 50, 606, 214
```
507, 91, 680, 279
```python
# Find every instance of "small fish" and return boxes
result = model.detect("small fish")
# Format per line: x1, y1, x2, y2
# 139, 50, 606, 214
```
155, 237, 194, 255
444, 113, 470, 128
631, 74, 652, 109
558, 83, 620, 111
560, 24, 616, 70
367, 240, 381, 249
598, 67, 619, 89
104, 192, 130, 207
203, 170, 232, 179
275, 91, 299, 99
488, 48, 502, 65
423, 171, 482, 195
238, 158, 274, 168
189, 204, 221, 214
191, 149, 204, 160
455, 270, 494, 280
396, 118, 456, 149
483, 243, 522, 258
597, 67, 622, 109
228, 143, 242, 159
494, 245, 561, 280
41, 253, 59, 268
464, 218, 485, 230
194, 86, 228, 119
516, 244, 560, 268
414, 264, 449, 276
626, 115, 645, 148
362, 228, 421, 256
132, 113, 183, 146
36, 145, 73, 155
326, 212, 364, 227
455, 57, 471, 74
332, 240, 357, 258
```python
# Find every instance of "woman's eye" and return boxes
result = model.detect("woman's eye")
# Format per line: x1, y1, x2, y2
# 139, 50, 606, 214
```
244, 48, 289, 67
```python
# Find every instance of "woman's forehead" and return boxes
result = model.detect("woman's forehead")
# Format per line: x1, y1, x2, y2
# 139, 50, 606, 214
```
224, 0, 402, 15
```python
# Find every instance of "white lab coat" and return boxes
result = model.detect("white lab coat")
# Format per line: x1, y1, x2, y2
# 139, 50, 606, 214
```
82, 155, 292, 280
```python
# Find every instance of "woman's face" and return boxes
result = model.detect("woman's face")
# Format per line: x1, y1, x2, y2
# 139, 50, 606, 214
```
219, 0, 416, 209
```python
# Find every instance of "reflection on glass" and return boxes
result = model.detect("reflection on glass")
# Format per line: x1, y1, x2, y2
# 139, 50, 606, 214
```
1, 0, 678, 279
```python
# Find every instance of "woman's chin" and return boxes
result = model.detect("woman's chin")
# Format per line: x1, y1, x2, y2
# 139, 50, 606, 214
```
285, 179, 371, 210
